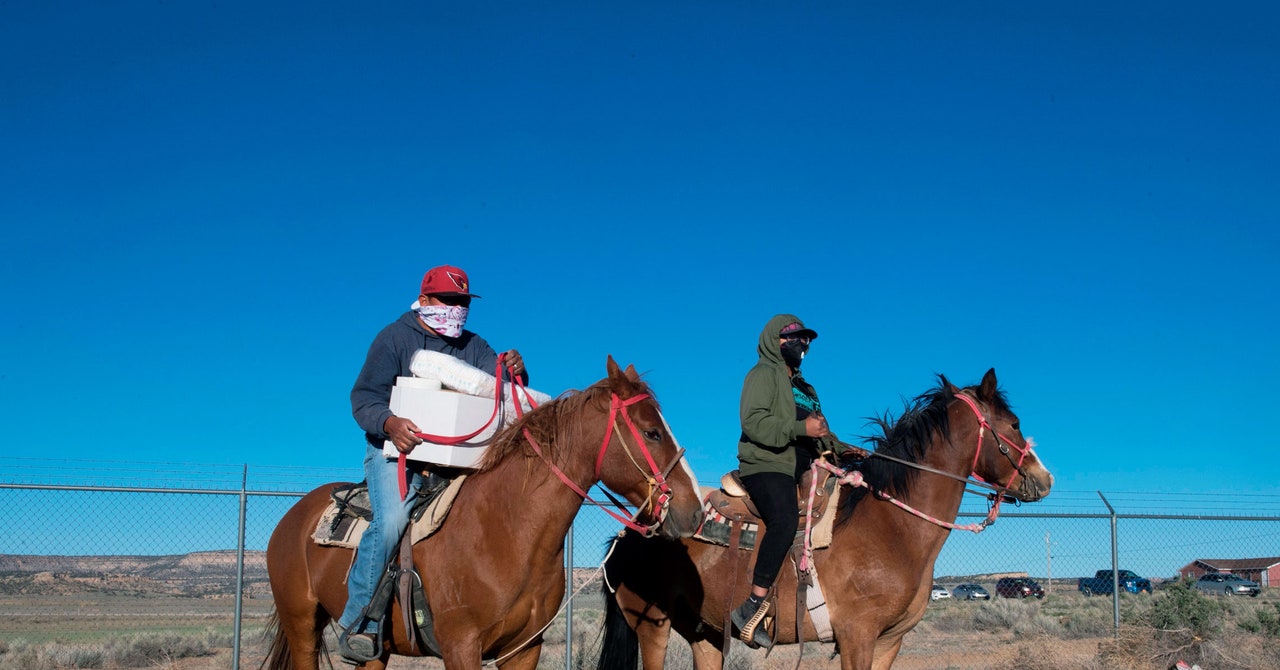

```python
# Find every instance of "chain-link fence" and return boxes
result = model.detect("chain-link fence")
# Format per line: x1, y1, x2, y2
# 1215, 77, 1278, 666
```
1, 462, 1277, 670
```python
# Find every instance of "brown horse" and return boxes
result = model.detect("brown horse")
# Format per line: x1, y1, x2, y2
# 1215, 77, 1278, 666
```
262, 357, 703, 670
598, 369, 1054, 670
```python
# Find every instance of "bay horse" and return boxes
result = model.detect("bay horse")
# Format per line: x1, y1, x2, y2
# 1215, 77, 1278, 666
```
597, 369, 1054, 670
262, 357, 703, 670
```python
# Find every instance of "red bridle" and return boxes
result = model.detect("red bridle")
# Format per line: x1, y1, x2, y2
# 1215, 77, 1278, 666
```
399, 355, 679, 537
517, 391, 679, 537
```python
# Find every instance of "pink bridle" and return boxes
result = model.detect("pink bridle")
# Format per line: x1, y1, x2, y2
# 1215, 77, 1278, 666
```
812, 392, 1035, 536
951, 391, 1035, 503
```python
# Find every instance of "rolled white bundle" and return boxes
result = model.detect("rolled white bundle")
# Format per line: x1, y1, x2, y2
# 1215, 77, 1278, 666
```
409, 349, 554, 412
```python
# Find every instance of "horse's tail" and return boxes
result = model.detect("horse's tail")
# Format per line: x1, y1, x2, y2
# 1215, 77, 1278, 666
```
596, 563, 639, 670
257, 607, 297, 670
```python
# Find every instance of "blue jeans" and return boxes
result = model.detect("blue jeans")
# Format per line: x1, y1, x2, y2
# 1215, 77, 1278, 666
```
339, 443, 424, 632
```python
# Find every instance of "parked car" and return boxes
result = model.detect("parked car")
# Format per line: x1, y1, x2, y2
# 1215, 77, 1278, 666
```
930, 585, 951, 601
1194, 572, 1260, 597
996, 577, 1045, 599
950, 583, 991, 600
1077, 569, 1152, 596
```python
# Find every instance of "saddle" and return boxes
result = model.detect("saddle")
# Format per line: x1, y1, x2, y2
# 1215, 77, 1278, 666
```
695, 467, 839, 551
695, 464, 843, 655
322, 473, 460, 662
313, 473, 462, 549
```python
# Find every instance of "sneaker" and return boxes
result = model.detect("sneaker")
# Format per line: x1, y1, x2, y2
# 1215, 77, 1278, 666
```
730, 597, 772, 648
338, 631, 380, 664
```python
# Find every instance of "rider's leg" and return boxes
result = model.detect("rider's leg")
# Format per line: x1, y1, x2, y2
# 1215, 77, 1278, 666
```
339, 443, 423, 633
731, 472, 799, 646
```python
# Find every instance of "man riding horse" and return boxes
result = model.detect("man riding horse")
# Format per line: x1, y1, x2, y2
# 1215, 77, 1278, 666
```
341, 264, 527, 663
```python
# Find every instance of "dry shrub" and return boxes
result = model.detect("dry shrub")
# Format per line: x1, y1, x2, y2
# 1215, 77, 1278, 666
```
1096, 623, 1159, 670
0, 640, 43, 670
0, 633, 219, 670
991, 635, 1104, 670
970, 599, 1065, 638
1095, 619, 1280, 670
1108, 580, 1280, 669
1237, 600, 1280, 637
104, 632, 214, 665
918, 603, 985, 633
1057, 597, 1115, 638
0, 639, 104, 670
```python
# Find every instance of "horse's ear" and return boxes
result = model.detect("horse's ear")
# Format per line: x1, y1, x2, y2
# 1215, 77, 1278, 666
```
940, 373, 960, 395
623, 364, 640, 382
606, 355, 622, 380
979, 368, 998, 399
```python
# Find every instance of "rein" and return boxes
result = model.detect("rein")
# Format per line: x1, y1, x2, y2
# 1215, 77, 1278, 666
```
813, 392, 1033, 535
394, 354, 678, 536
512, 386, 678, 537
396, 355, 513, 500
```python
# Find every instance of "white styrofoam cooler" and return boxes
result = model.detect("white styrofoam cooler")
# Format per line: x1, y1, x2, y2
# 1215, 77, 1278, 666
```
382, 376, 501, 469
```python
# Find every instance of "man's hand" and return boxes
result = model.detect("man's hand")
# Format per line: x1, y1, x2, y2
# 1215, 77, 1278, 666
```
804, 413, 830, 438
384, 415, 423, 454
501, 349, 526, 379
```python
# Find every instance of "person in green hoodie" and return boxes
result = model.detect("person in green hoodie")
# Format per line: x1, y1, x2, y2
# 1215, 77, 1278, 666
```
731, 314, 831, 648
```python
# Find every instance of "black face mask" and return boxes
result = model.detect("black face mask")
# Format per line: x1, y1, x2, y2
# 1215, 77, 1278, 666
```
780, 340, 808, 369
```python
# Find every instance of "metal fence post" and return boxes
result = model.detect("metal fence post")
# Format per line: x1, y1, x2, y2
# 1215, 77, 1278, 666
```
234, 465, 248, 670
565, 520, 574, 670
1098, 491, 1119, 638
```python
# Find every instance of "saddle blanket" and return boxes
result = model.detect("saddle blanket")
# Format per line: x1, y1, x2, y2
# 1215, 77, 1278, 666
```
692, 482, 838, 551
312, 476, 467, 549
693, 498, 760, 549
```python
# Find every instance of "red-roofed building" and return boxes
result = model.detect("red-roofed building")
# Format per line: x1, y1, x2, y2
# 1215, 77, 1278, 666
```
1178, 557, 1280, 588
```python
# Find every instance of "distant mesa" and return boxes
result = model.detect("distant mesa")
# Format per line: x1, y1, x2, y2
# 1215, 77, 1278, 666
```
0, 551, 270, 598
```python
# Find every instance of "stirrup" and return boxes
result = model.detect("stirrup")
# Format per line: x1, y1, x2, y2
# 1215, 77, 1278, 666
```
338, 623, 383, 664
731, 598, 772, 649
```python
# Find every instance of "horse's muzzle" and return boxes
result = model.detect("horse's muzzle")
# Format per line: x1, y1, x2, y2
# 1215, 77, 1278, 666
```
1011, 466, 1054, 503
657, 504, 703, 539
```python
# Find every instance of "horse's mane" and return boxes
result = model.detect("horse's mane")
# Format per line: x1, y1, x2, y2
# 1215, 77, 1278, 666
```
473, 373, 654, 473
834, 376, 1010, 526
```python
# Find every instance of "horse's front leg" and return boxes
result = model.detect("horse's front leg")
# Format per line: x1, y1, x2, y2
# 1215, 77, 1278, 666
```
437, 634, 484, 670
870, 633, 905, 670
627, 598, 672, 670
832, 627, 877, 670
688, 638, 726, 670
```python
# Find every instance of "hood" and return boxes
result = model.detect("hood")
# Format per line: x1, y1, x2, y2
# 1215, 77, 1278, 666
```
757, 313, 808, 366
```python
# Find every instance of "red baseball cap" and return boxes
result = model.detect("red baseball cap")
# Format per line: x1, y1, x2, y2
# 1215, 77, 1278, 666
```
419, 265, 482, 298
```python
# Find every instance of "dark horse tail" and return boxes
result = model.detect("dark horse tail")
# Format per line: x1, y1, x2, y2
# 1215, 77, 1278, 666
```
258, 607, 327, 670
596, 538, 639, 670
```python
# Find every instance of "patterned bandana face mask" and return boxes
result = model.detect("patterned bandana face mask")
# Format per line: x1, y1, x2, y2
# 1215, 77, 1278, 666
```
415, 303, 469, 338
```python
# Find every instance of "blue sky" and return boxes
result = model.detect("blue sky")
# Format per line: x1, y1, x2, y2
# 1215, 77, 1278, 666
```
2, 2, 1278, 517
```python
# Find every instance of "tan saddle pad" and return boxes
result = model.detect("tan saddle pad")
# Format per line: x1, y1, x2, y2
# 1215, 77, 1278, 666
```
312, 476, 467, 549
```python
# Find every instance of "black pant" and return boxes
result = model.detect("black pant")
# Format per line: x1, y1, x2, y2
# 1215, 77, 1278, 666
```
739, 471, 800, 590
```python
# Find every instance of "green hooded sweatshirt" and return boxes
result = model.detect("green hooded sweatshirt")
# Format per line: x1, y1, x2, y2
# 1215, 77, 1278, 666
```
737, 314, 822, 478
